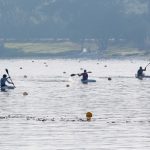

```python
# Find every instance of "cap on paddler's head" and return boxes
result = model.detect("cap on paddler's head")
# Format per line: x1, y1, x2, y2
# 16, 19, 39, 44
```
3, 74, 7, 78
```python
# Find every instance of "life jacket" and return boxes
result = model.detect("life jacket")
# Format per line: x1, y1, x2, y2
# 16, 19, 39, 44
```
1, 78, 7, 87
82, 73, 88, 80
137, 69, 143, 76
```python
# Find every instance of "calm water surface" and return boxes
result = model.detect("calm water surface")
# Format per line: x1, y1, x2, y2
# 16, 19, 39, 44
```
0, 59, 150, 150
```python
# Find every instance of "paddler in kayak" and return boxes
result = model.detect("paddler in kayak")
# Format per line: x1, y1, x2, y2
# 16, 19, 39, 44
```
137, 66, 146, 77
78, 70, 88, 81
1, 74, 14, 91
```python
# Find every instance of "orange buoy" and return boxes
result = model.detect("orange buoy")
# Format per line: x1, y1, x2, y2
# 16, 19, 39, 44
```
86, 112, 93, 121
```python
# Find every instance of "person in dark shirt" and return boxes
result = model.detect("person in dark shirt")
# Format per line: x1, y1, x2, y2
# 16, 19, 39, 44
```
78, 70, 88, 81
137, 66, 146, 77
1, 74, 13, 91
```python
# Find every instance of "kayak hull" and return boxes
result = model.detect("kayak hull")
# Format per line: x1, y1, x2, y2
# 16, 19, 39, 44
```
135, 74, 150, 79
1, 86, 15, 92
81, 79, 96, 83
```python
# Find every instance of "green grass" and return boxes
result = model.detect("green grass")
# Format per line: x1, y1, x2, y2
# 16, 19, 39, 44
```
4, 42, 82, 54
108, 48, 143, 56
4, 41, 150, 58
105, 46, 145, 57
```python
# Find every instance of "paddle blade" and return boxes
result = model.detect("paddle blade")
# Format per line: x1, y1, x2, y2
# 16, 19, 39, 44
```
5, 68, 9, 74
5, 68, 16, 88
70, 74, 76, 77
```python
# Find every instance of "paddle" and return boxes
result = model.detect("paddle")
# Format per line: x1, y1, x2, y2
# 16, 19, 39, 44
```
5, 69, 16, 88
70, 71, 92, 77
145, 63, 150, 69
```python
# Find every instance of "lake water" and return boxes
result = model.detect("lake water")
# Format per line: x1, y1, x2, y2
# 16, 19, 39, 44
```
0, 59, 150, 150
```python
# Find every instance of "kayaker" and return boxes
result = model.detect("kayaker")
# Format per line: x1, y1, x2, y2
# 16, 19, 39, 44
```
78, 70, 88, 81
1, 74, 13, 91
137, 66, 146, 77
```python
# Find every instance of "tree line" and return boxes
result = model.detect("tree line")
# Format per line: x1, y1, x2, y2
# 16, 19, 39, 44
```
0, 0, 150, 50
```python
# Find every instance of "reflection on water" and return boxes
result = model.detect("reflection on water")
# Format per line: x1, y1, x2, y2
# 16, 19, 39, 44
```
0, 59, 150, 150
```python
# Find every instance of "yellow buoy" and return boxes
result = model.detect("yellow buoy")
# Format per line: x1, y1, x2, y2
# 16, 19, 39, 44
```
86, 112, 93, 121
23, 92, 28, 96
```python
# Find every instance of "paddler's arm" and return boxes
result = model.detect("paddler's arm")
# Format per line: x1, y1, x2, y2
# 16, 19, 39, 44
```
78, 73, 83, 76
6, 77, 13, 84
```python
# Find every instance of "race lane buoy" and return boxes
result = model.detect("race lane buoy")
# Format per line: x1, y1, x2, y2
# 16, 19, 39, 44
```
66, 84, 70, 87
86, 112, 92, 121
24, 75, 27, 78
108, 77, 112, 81
23, 92, 28, 96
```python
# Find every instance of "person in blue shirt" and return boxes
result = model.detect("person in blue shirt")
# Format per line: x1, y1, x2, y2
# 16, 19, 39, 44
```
137, 66, 146, 77
1, 74, 14, 91
78, 70, 88, 81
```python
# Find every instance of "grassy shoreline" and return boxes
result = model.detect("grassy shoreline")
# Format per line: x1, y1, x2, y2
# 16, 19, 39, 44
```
2, 41, 150, 59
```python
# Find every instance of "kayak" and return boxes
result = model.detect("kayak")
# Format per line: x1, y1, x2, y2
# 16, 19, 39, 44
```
1, 86, 15, 92
135, 74, 150, 79
81, 79, 96, 83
